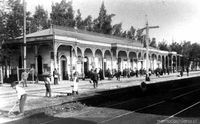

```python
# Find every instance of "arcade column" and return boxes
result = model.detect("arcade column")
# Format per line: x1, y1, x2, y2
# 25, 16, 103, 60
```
34, 45, 38, 76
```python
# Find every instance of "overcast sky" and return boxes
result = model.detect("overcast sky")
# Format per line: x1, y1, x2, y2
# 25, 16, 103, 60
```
25, 0, 200, 44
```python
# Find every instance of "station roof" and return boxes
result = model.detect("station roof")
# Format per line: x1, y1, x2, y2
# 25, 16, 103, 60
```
5, 25, 179, 55
15, 25, 145, 48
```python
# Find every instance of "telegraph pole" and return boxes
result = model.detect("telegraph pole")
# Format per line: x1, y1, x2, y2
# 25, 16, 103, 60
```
145, 20, 150, 72
145, 19, 159, 72
23, 0, 26, 69
140, 15, 159, 79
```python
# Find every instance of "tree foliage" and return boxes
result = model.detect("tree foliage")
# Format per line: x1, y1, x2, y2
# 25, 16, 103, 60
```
75, 9, 84, 29
136, 28, 144, 42
82, 15, 93, 31
158, 40, 169, 51
127, 26, 136, 40
190, 43, 200, 60
30, 5, 49, 33
121, 31, 127, 38
169, 41, 182, 54
149, 37, 157, 48
6, 0, 24, 39
157, 40, 200, 68
0, 10, 6, 45
50, 0, 75, 27
93, 2, 115, 34
112, 23, 122, 36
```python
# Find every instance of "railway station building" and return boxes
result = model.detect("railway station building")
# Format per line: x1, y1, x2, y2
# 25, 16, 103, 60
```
4, 26, 182, 81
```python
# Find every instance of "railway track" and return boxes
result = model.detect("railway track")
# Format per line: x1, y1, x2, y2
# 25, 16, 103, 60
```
98, 83, 200, 123
38, 75, 200, 124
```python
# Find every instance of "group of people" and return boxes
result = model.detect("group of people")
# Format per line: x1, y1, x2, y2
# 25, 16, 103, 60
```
10, 68, 80, 117
11, 66, 191, 117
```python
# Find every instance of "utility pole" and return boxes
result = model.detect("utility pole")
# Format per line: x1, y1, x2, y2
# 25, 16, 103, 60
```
145, 21, 150, 72
139, 15, 159, 77
23, 0, 26, 69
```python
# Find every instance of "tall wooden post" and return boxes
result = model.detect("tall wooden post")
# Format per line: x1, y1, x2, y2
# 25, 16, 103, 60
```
23, 0, 27, 69
145, 21, 150, 71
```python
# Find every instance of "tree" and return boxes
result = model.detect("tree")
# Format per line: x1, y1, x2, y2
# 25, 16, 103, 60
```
127, 26, 136, 40
149, 37, 157, 48
93, 2, 115, 34
169, 41, 182, 54
181, 41, 191, 57
121, 31, 127, 38
50, 0, 75, 27
190, 43, 200, 70
0, 8, 7, 47
30, 5, 49, 33
6, 0, 24, 39
136, 28, 144, 42
82, 15, 93, 31
75, 9, 84, 29
189, 43, 200, 61
5, 0, 33, 38
0, 13, 6, 60
158, 40, 169, 51
190, 43, 200, 59
112, 23, 122, 36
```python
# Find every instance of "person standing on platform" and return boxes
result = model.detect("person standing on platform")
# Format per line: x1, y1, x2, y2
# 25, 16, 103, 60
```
72, 72, 79, 95
186, 67, 189, 76
92, 69, 99, 88
11, 82, 27, 116
116, 69, 121, 81
180, 67, 183, 77
44, 75, 52, 97
136, 69, 139, 77
99, 68, 104, 80
21, 69, 28, 87
53, 68, 59, 85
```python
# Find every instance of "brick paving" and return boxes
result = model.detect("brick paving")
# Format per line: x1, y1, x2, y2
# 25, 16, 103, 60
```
0, 71, 199, 123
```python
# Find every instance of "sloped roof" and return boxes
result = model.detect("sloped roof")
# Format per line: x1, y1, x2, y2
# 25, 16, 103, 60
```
53, 26, 144, 47
54, 28, 142, 47
17, 29, 53, 39
16, 26, 145, 48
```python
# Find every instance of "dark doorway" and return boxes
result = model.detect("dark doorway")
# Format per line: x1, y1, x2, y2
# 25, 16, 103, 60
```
162, 56, 165, 70
84, 57, 89, 78
37, 55, 42, 74
18, 56, 22, 68
61, 60, 67, 80
61, 55, 68, 80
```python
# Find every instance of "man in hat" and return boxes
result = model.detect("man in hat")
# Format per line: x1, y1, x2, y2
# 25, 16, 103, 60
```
11, 81, 27, 116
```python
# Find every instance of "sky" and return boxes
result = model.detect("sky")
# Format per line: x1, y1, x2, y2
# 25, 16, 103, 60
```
24, 0, 200, 44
